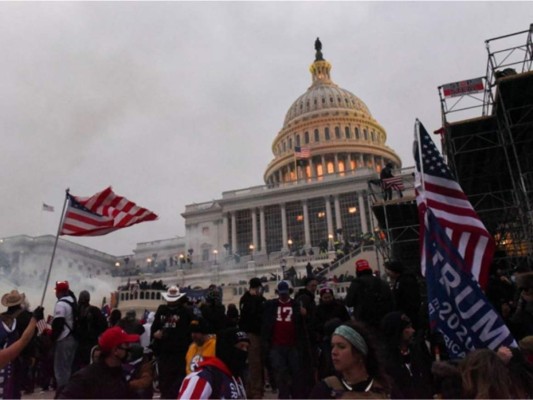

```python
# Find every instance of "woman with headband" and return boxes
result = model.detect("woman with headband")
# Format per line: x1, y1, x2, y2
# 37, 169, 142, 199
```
309, 321, 391, 398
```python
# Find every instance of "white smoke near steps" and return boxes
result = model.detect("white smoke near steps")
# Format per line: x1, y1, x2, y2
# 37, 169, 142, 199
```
0, 263, 120, 319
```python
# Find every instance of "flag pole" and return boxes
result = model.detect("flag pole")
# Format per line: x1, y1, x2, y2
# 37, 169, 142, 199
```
40, 188, 70, 307
415, 119, 426, 192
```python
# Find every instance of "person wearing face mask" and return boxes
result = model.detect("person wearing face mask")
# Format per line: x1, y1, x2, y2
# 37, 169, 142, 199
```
122, 343, 154, 399
57, 326, 140, 399
177, 327, 249, 399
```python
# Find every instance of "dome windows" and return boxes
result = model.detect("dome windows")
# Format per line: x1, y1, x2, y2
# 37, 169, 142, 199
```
345, 127, 351, 139
335, 127, 341, 139
304, 131, 310, 144
325, 127, 330, 140
314, 129, 320, 142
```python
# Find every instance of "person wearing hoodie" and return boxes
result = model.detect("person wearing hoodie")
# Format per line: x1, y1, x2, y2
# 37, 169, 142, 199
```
177, 327, 249, 399
380, 311, 434, 399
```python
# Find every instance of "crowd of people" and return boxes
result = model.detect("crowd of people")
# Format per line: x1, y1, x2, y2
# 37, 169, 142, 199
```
0, 258, 533, 399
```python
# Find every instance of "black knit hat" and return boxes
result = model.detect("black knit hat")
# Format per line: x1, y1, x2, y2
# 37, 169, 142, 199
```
249, 277, 262, 289
385, 260, 404, 273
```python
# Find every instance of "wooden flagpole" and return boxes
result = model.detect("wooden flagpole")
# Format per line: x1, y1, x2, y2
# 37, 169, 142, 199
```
40, 188, 70, 307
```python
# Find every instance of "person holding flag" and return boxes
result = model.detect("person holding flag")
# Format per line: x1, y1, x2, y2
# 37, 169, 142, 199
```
413, 119, 516, 359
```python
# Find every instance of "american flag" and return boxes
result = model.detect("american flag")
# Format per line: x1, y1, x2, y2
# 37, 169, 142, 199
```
42, 203, 55, 212
414, 120, 494, 289
60, 187, 158, 236
382, 176, 405, 191
294, 146, 311, 159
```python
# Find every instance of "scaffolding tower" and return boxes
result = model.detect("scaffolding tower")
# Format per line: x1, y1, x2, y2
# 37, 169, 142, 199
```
370, 24, 533, 272
438, 24, 533, 269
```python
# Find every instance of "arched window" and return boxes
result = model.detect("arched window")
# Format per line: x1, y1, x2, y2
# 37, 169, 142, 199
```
355, 128, 360, 139
304, 131, 310, 144
314, 129, 320, 142
345, 127, 351, 139
335, 127, 341, 139
289, 138, 293, 148
325, 127, 330, 140
364, 129, 368, 141
296, 135, 301, 147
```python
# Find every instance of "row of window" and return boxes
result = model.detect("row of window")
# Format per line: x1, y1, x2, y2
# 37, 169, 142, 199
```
277, 126, 383, 155
229, 193, 370, 255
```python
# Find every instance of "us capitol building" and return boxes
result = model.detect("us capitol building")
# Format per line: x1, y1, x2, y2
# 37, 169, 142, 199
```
0, 40, 409, 309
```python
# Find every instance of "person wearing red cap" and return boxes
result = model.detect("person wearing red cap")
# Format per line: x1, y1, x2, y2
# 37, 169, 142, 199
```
57, 326, 140, 399
345, 260, 393, 330
51, 280, 79, 396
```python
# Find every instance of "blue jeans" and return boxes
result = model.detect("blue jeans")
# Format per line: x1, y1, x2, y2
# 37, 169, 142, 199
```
269, 345, 305, 399
54, 335, 78, 389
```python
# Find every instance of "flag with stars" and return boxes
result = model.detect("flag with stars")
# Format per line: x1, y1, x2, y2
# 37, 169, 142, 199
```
60, 187, 158, 236
413, 120, 494, 289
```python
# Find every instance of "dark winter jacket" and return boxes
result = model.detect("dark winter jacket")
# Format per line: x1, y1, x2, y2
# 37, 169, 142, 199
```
58, 361, 133, 399
238, 291, 266, 334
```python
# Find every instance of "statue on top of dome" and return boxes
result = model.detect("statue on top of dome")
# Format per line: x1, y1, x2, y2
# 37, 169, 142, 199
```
315, 37, 324, 61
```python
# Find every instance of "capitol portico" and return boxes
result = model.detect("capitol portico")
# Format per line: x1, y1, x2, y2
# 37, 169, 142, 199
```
182, 39, 402, 265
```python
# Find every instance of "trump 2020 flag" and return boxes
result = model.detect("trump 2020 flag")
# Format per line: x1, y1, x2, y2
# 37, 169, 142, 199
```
60, 187, 158, 236
424, 209, 516, 358
414, 120, 494, 289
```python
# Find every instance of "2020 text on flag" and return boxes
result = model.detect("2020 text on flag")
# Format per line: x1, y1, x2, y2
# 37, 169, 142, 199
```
59, 187, 158, 236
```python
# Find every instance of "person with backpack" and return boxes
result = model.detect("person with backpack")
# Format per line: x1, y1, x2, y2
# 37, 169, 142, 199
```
345, 259, 393, 331
51, 280, 78, 396
74, 290, 108, 371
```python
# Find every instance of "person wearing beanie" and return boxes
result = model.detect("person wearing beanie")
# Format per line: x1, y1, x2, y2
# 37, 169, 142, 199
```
238, 277, 266, 399
74, 290, 108, 370
58, 326, 140, 399
178, 327, 249, 399
345, 259, 393, 329
384, 260, 422, 329
379, 312, 434, 399
185, 318, 216, 375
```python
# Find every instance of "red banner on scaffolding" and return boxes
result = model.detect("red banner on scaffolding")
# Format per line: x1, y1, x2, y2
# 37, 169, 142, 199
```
442, 78, 484, 97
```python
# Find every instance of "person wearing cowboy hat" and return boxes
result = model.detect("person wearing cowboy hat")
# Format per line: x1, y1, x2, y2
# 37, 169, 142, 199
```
0, 290, 43, 397
150, 285, 194, 399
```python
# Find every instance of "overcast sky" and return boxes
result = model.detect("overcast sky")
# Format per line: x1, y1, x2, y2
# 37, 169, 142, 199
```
1, 2, 530, 256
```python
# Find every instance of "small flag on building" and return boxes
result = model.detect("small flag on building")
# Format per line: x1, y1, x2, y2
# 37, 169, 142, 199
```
59, 186, 158, 236
294, 146, 311, 159
42, 203, 55, 212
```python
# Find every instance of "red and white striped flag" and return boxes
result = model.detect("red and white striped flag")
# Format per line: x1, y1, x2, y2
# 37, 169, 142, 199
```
382, 176, 405, 191
414, 120, 494, 289
294, 146, 311, 159
60, 187, 158, 236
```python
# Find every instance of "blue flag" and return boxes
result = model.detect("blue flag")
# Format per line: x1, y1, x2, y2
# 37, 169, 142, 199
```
424, 209, 516, 358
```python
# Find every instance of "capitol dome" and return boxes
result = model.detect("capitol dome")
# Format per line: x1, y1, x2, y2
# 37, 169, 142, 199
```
264, 39, 401, 185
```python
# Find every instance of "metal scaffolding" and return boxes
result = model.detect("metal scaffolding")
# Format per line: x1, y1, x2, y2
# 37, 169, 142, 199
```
438, 24, 533, 269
